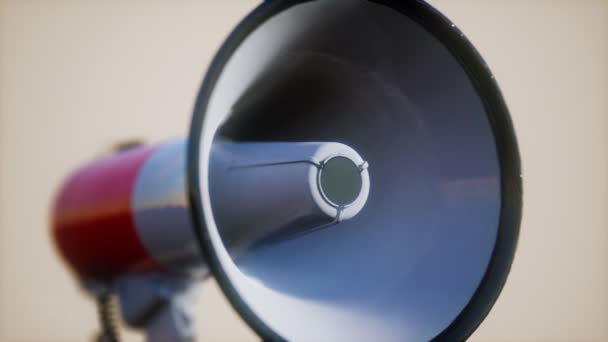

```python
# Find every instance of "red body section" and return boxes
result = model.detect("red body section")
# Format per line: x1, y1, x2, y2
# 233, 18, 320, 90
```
52, 146, 160, 281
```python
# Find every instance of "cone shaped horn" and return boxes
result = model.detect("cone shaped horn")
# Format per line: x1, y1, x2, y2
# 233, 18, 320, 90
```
187, 0, 521, 341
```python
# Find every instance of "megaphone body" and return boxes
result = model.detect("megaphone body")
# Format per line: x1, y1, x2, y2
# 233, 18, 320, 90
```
53, 138, 370, 280
52, 139, 198, 281
51, 0, 522, 341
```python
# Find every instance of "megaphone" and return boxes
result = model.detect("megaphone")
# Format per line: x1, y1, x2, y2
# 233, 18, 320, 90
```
51, 0, 522, 341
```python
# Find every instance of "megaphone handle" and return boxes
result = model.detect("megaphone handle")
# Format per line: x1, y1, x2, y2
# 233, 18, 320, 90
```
114, 273, 201, 342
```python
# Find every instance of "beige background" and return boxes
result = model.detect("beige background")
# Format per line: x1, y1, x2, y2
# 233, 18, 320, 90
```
0, 0, 606, 341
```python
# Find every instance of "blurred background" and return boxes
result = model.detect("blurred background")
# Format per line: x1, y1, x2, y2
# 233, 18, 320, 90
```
0, 0, 606, 341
